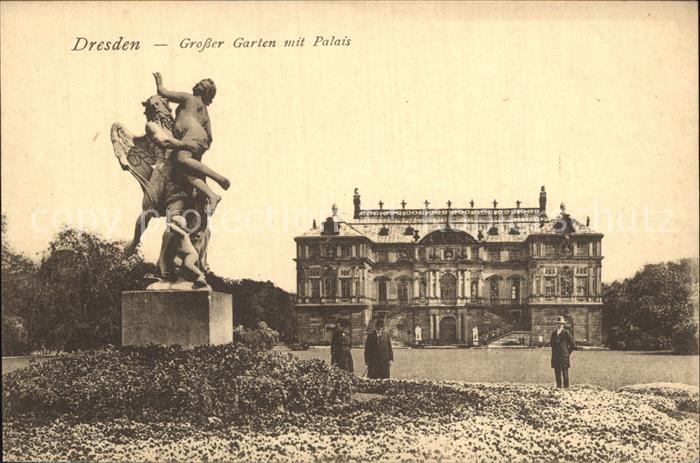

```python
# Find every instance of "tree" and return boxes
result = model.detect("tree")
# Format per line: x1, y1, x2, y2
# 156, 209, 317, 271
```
33, 228, 151, 351
603, 258, 699, 353
1, 214, 39, 355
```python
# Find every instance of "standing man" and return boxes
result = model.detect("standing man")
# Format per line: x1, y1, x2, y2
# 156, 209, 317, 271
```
331, 320, 354, 373
550, 316, 576, 388
330, 319, 342, 367
364, 319, 393, 379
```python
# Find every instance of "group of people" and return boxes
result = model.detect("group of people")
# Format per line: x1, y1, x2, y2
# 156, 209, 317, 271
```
330, 315, 576, 388
330, 318, 393, 379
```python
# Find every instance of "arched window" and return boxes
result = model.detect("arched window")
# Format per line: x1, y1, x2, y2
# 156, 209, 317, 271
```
377, 279, 388, 304
397, 279, 410, 306
440, 273, 457, 305
511, 280, 521, 304
489, 280, 500, 304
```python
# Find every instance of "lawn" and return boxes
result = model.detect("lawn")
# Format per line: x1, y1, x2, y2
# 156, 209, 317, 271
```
291, 348, 700, 390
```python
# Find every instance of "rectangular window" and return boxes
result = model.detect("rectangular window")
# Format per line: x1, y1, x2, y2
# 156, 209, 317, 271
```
544, 277, 556, 297
323, 278, 336, 298
489, 249, 500, 262
543, 244, 556, 257
311, 280, 321, 299
472, 247, 480, 260
575, 243, 589, 256
376, 251, 388, 262
342, 245, 352, 257
509, 250, 521, 261
341, 279, 352, 298
310, 245, 320, 258
576, 277, 587, 296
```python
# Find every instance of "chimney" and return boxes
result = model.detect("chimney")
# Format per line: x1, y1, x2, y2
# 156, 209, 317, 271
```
539, 186, 547, 215
353, 188, 361, 219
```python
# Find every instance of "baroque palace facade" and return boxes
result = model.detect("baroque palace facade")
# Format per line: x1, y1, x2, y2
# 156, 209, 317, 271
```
293, 187, 604, 346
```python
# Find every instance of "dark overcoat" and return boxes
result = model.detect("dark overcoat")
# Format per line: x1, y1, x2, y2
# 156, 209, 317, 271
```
364, 330, 393, 379
331, 329, 354, 373
550, 328, 576, 369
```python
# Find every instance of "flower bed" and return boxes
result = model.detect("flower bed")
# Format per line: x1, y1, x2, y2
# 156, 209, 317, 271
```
2, 344, 355, 424
2, 348, 698, 462
619, 382, 700, 413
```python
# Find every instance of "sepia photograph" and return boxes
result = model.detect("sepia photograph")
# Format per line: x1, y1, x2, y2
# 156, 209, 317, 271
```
1, 1, 698, 461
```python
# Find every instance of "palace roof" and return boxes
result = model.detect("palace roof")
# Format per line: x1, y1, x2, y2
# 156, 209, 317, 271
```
297, 190, 601, 243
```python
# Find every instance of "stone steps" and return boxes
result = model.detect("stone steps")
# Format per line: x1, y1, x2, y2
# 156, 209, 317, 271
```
488, 331, 534, 347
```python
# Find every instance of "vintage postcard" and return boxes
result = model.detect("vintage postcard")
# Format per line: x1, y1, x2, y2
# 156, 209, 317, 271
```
1, 2, 698, 462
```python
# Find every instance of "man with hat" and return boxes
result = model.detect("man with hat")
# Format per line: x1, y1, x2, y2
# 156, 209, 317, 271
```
550, 316, 576, 388
364, 318, 393, 379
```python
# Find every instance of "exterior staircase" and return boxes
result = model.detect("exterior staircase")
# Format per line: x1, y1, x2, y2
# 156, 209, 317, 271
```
383, 309, 415, 347
487, 330, 535, 347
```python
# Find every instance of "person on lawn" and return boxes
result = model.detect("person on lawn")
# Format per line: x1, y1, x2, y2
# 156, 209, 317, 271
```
364, 318, 393, 379
550, 316, 576, 388
331, 320, 354, 373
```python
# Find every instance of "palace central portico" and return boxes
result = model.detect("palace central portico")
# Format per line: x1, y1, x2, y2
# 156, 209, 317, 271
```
293, 187, 604, 346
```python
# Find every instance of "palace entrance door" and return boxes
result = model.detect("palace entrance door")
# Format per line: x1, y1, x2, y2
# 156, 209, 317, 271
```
439, 316, 457, 343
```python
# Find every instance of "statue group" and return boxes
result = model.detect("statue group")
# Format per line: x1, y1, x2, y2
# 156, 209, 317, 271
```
110, 73, 230, 289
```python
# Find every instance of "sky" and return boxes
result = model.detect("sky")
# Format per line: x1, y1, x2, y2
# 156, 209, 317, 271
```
1, 1, 698, 292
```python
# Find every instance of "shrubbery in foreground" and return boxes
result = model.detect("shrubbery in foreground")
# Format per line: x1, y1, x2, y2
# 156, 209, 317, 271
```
2, 343, 355, 424
2, 346, 698, 462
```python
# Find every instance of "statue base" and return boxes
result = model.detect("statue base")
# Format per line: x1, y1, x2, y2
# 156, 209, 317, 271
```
122, 290, 233, 347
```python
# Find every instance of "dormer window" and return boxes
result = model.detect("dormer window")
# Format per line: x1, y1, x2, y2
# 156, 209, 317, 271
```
379, 226, 389, 236
488, 226, 499, 236
404, 226, 415, 236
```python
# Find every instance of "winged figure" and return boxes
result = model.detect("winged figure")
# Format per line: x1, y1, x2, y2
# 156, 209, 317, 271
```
110, 95, 210, 287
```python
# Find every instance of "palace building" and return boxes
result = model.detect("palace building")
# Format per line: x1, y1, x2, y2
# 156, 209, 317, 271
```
293, 187, 603, 346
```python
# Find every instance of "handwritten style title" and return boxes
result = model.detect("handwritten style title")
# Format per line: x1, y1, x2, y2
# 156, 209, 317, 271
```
70, 36, 352, 52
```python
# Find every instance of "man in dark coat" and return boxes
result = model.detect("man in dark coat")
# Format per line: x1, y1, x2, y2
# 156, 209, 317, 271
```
330, 320, 354, 373
550, 316, 576, 388
364, 318, 393, 379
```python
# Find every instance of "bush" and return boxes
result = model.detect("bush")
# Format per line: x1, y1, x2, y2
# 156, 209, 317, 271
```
2, 343, 355, 424
232, 322, 279, 350
671, 320, 699, 355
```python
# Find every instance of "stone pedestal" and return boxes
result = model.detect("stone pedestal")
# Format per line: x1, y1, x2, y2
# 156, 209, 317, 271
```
122, 290, 233, 347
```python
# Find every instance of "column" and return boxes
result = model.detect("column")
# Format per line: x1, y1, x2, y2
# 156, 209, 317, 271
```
457, 271, 463, 299
456, 313, 462, 342
428, 271, 434, 298
429, 314, 435, 340
477, 273, 484, 300
436, 270, 442, 298
465, 272, 471, 300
